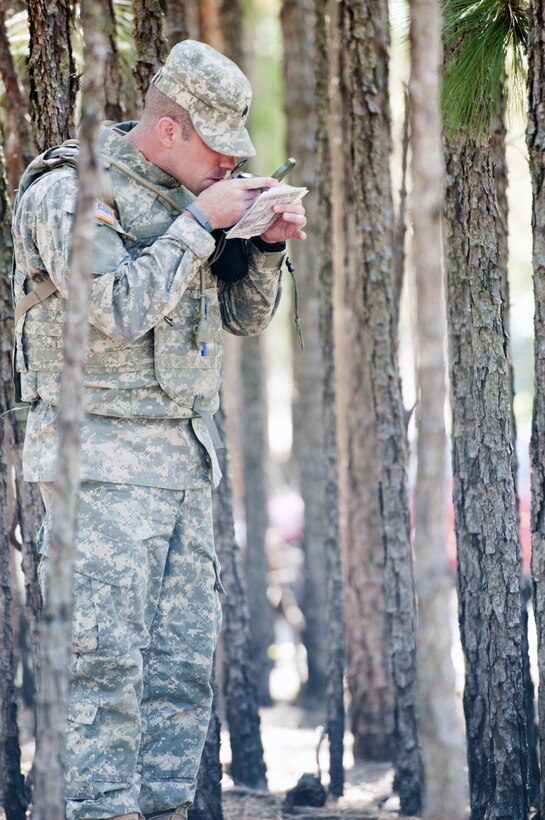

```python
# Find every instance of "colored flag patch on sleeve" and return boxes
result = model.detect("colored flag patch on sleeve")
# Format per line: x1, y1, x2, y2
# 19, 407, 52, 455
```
95, 201, 115, 225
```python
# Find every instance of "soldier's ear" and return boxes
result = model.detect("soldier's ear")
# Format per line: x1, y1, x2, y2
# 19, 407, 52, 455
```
156, 116, 177, 147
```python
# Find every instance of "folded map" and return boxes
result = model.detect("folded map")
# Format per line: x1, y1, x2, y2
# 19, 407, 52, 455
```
225, 184, 308, 240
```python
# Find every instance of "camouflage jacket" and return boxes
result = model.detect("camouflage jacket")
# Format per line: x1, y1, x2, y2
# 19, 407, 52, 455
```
12, 122, 286, 488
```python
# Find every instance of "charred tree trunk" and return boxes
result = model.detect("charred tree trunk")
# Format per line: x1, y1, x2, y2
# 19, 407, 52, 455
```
31, 4, 107, 816
338, 2, 423, 812
444, 128, 528, 819
528, 1, 545, 817
213, 403, 268, 790
189, 665, 223, 820
132, 0, 166, 112
281, 0, 326, 704
26, 0, 76, 151
409, 1, 467, 816
315, 0, 345, 798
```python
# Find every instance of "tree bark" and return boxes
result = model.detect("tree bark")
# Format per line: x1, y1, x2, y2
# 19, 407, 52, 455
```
165, 0, 190, 50
444, 128, 528, 820
409, 1, 467, 817
132, 0, 166, 113
337, 2, 423, 813
26, 0, 76, 151
241, 335, 274, 707
103, 0, 125, 122
189, 664, 224, 820
528, 2, 545, 817
31, 3, 107, 816
281, 0, 326, 704
0, 0, 34, 196
315, 0, 345, 798
213, 403, 267, 790
0, 146, 27, 820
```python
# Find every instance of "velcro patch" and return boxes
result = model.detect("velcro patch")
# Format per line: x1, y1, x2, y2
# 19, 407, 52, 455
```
95, 201, 114, 225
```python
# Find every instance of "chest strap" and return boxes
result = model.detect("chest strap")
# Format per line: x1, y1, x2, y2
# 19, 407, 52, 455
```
14, 276, 58, 325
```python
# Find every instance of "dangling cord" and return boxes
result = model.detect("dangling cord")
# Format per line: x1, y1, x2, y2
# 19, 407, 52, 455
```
286, 255, 304, 351
194, 267, 209, 356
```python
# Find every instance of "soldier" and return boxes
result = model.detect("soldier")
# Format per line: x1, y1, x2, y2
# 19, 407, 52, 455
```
12, 40, 306, 820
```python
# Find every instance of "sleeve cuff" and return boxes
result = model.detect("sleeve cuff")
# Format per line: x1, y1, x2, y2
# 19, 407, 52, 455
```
251, 236, 286, 253
168, 214, 217, 259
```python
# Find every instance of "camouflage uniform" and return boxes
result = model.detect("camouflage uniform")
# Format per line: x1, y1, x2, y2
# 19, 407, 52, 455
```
13, 40, 286, 819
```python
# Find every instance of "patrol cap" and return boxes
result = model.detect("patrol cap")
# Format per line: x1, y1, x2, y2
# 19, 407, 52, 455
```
152, 40, 255, 158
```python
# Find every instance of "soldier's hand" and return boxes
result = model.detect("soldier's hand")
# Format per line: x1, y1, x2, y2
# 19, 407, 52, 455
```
260, 203, 307, 244
191, 177, 279, 230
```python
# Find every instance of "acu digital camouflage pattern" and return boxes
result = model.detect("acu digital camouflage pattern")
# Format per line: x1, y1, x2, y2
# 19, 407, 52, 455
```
12, 62, 286, 813
12, 121, 286, 490
39, 481, 223, 820
152, 40, 255, 158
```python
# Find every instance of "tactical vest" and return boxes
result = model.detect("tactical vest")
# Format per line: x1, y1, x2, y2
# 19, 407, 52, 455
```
13, 140, 223, 427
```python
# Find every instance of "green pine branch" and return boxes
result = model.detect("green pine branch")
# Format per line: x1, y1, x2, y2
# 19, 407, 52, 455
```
442, 0, 528, 142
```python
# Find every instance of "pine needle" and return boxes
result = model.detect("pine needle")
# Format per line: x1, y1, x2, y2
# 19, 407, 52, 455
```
441, 0, 528, 141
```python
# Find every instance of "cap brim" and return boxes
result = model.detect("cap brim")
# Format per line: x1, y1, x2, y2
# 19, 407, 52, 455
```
192, 115, 256, 158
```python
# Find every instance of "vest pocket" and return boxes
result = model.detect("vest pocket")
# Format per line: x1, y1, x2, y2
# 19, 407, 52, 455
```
154, 286, 223, 409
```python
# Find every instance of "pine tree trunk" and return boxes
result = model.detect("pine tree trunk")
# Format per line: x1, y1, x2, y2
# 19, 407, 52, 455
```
409, 1, 467, 817
220, 0, 243, 65
494, 104, 540, 811
0, 0, 34, 196
315, 0, 345, 798
189, 666, 224, 820
444, 130, 529, 819
281, 0, 326, 704
528, 2, 545, 817
241, 338, 274, 707
31, 5, 107, 816
336, 0, 394, 767
213, 403, 267, 791
0, 145, 27, 820
103, 0, 124, 122
132, 0, 166, 112
337, 2, 423, 812
165, 0, 190, 51
27, 0, 76, 151
0, 445, 26, 820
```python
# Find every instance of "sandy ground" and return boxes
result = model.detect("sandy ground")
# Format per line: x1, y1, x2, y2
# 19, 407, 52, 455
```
2, 701, 411, 820
219, 703, 415, 820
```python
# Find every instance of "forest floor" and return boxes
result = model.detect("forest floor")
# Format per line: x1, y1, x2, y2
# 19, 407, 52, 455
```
220, 702, 418, 820
4, 701, 415, 820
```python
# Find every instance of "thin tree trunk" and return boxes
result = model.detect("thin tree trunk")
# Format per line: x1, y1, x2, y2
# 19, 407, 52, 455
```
338, 2, 423, 812
528, 2, 545, 817
26, 0, 76, 151
103, 0, 124, 122
281, 0, 326, 704
315, 0, 345, 798
0, 147, 27, 820
132, 0, 166, 113
409, 1, 467, 817
0, 0, 34, 196
241, 337, 274, 707
31, 5, 107, 816
220, 0, 243, 65
165, 0, 190, 51
444, 126, 528, 819
213, 402, 268, 790
189, 664, 224, 820
199, 0, 224, 53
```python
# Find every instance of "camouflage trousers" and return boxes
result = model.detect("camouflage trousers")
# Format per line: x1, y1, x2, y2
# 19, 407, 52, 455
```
38, 481, 222, 820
